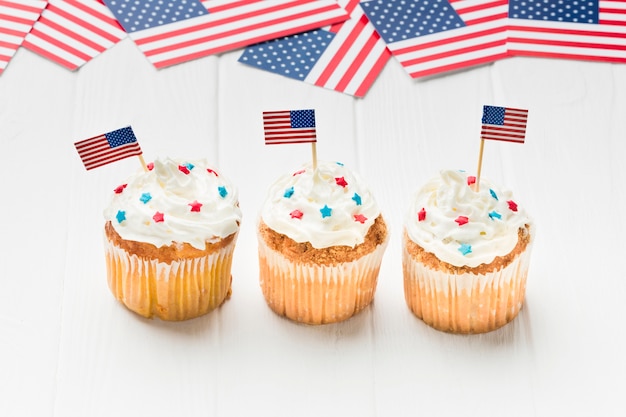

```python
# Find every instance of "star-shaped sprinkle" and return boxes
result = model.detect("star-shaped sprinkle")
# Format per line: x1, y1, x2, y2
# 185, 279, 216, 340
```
354, 214, 368, 224
139, 192, 152, 204
489, 189, 498, 200
455, 215, 469, 226
467, 176, 476, 186
178, 165, 191, 174
283, 186, 294, 198
352, 193, 362, 206
320, 205, 332, 218
507, 200, 518, 212
207, 168, 219, 176
114, 184, 127, 194
116, 210, 126, 223
153, 212, 164, 223
488, 210, 502, 220
335, 177, 348, 187
336, 161, 344, 166
183, 162, 194, 171
189, 200, 202, 212
218, 186, 228, 198
146, 162, 154, 170
458, 243, 472, 255
293, 169, 305, 176
418, 207, 426, 222
290, 209, 303, 219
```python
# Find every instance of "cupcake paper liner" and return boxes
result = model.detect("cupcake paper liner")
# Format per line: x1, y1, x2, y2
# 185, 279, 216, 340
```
258, 236, 388, 325
104, 233, 238, 321
402, 235, 533, 334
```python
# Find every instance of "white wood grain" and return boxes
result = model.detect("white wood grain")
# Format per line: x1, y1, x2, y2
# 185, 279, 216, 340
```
1, 36, 625, 417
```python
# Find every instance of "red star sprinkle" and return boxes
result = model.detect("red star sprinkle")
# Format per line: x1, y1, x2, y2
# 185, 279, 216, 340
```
290, 210, 303, 219
507, 200, 518, 212
455, 216, 469, 226
207, 168, 219, 176
354, 214, 368, 224
335, 177, 348, 187
467, 176, 476, 186
178, 165, 190, 174
114, 184, 127, 194
293, 169, 305, 176
189, 200, 203, 212
146, 162, 154, 171
418, 207, 426, 221
153, 212, 165, 223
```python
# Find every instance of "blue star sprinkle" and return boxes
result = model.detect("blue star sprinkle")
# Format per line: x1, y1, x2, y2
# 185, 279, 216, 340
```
352, 193, 362, 206
320, 204, 332, 218
336, 161, 344, 166
139, 192, 152, 204
284, 186, 294, 198
116, 210, 126, 224
183, 162, 194, 171
489, 189, 498, 200
458, 243, 472, 256
488, 211, 502, 220
218, 186, 228, 198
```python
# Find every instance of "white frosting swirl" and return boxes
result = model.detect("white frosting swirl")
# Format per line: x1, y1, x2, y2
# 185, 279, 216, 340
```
104, 157, 242, 249
260, 161, 382, 249
405, 170, 532, 267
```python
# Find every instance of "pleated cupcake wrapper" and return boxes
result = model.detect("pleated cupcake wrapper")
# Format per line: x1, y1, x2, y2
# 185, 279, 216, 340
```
104, 234, 237, 321
258, 236, 388, 325
403, 238, 533, 334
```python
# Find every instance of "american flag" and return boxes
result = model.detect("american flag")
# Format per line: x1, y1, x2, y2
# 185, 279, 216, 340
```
361, 0, 509, 78
0, 1, 46, 75
263, 110, 317, 145
105, 0, 349, 69
22, 0, 126, 71
507, 0, 626, 62
481, 105, 528, 143
238, 0, 391, 97
75, 126, 143, 170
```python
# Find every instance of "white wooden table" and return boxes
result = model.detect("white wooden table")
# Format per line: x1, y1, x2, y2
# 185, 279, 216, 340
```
1, 38, 625, 417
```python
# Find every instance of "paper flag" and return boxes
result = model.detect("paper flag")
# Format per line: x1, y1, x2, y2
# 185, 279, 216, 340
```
361, 0, 509, 78
104, 0, 349, 69
238, 0, 391, 97
481, 105, 528, 143
22, 0, 126, 71
263, 109, 317, 145
0, 1, 46, 75
507, 0, 626, 62
74, 126, 143, 170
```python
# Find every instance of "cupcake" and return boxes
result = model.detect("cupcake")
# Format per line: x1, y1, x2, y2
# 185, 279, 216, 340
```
257, 161, 389, 325
403, 170, 534, 334
103, 157, 242, 321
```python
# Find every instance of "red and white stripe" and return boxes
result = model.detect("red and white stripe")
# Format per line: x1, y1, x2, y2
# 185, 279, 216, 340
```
389, 0, 509, 78
22, 0, 126, 71
303, 0, 391, 97
263, 111, 317, 145
75, 133, 142, 171
507, 1, 626, 62
481, 107, 528, 143
0, 0, 46, 75
130, 0, 348, 69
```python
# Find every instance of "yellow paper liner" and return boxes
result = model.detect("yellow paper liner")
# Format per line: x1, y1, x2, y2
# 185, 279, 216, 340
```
104, 233, 237, 321
402, 234, 532, 334
257, 235, 388, 325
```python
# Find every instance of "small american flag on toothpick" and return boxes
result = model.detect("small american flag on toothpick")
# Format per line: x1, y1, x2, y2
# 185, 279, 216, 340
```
474, 105, 529, 190
263, 109, 318, 169
74, 126, 146, 171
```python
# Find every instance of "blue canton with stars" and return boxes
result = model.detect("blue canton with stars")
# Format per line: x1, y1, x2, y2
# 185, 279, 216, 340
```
104, 0, 208, 33
105, 126, 138, 148
290, 110, 316, 128
361, 0, 466, 44
482, 106, 506, 125
509, 0, 599, 24
238, 30, 335, 80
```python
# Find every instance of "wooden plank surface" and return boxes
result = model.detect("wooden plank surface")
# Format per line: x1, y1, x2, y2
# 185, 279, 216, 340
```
1, 36, 625, 417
